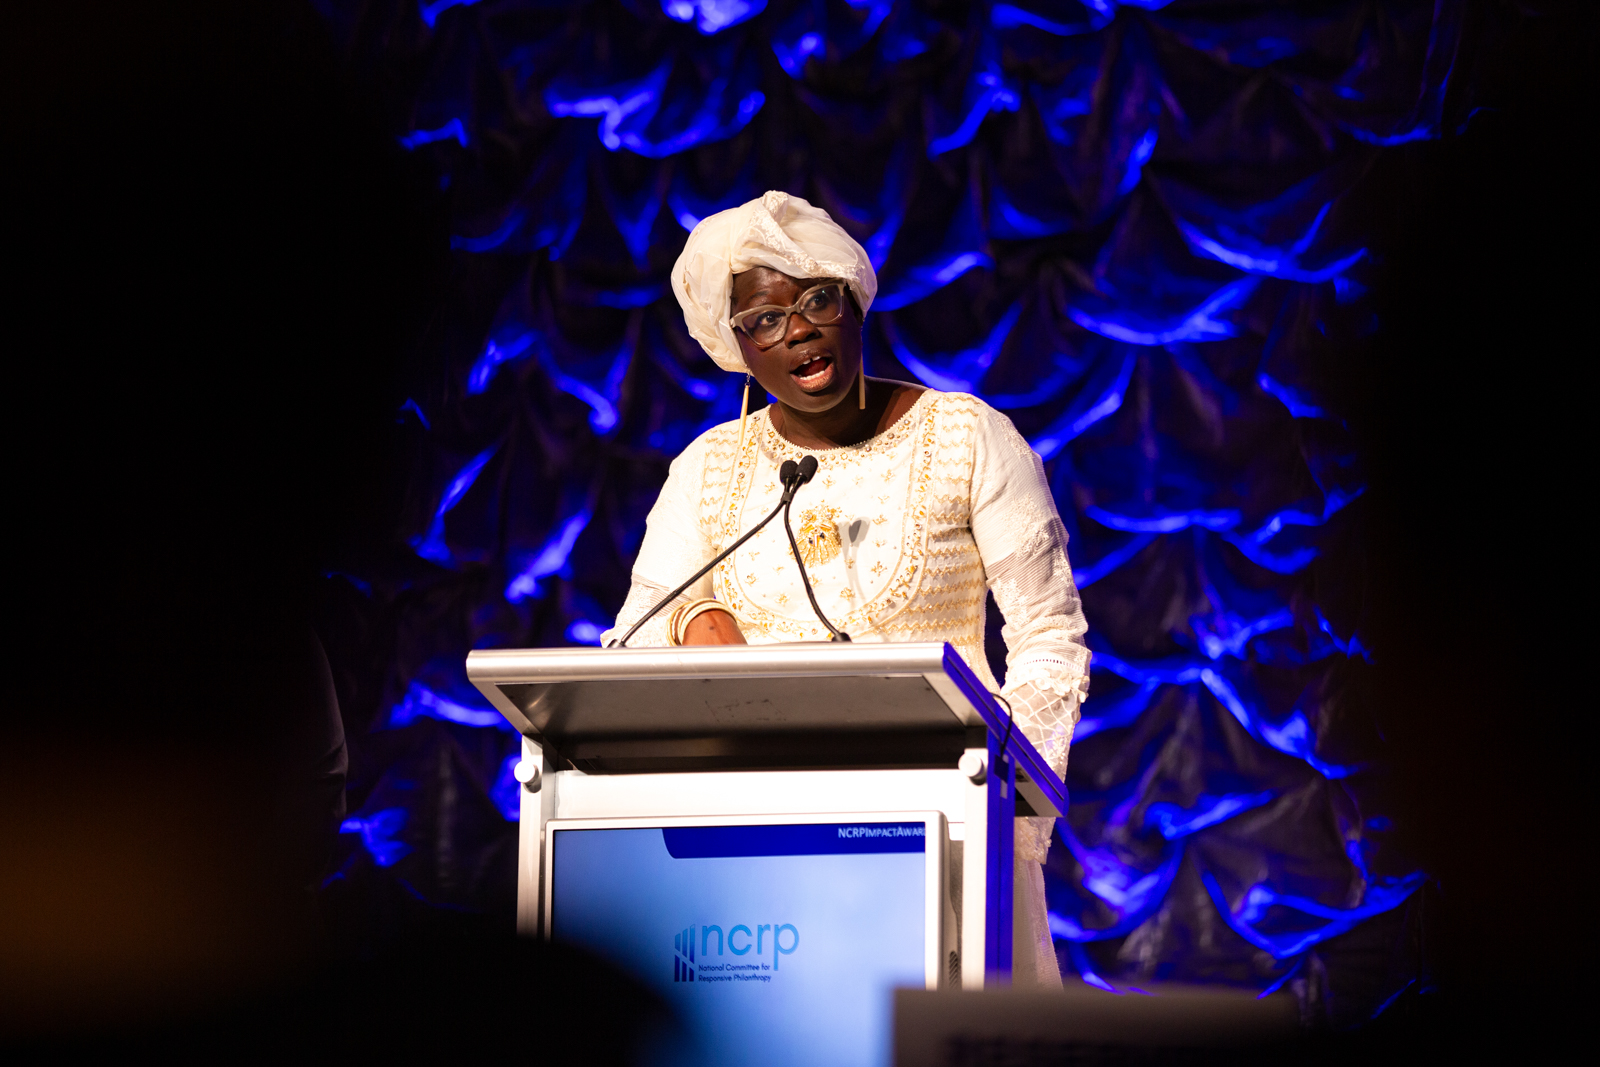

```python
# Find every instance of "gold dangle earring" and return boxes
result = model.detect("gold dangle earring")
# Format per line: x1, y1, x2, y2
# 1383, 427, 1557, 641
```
735, 372, 753, 457
857, 291, 868, 410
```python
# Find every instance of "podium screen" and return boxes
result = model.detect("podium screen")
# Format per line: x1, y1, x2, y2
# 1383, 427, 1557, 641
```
548, 815, 941, 1067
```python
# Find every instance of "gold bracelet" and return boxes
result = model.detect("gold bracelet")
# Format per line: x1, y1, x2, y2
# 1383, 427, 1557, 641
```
672, 597, 731, 645
666, 600, 692, 646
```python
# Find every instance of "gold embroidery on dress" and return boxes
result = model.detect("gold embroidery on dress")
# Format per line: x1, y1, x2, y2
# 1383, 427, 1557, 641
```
759, 391, 930, 468
794, 504, 843, 567
715, 394, 953, 640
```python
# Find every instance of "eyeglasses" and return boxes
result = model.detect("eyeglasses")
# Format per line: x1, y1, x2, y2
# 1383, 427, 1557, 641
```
728, 282, 847, 349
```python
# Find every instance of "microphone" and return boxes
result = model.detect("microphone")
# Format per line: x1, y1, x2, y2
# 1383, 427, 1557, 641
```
781, 455, 851, 642
608, 457, 812, 648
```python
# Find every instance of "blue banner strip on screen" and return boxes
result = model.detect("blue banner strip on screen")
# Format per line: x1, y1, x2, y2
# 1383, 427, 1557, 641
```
662, 822, 926, 858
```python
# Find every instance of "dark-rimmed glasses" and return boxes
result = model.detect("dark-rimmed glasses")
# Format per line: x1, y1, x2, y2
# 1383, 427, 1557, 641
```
728, 282, 847, 349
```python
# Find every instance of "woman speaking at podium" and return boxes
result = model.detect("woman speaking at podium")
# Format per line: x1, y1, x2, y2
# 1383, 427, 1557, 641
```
601, 191, 1090, 985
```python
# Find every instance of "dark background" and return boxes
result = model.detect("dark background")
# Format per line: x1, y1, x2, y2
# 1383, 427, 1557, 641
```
2, 0, 1591, 1053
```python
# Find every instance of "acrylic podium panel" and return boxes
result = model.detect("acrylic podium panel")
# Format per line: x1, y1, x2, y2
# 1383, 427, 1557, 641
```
549, 813, 944, 1067
467, 642, 1068, 1005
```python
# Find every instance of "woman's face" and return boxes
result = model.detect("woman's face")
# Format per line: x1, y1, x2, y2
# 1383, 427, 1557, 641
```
731, 267, 863, 415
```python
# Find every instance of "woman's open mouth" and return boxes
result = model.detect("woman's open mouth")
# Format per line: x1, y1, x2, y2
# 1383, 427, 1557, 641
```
791, 354, 835, 390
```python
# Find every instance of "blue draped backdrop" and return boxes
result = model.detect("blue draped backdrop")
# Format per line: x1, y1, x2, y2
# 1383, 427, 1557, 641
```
313, 0, 1492, 1024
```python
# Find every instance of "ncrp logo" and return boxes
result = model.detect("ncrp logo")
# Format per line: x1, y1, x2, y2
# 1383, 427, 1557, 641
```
672, 923, 799, 982
673, 926, 698, 982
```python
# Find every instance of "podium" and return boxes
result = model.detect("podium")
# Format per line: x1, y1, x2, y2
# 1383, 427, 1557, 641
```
467, 641, 1067, 1062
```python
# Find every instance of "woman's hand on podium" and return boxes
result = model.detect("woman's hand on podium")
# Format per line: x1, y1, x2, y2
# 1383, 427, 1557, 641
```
682, 609, 746, 645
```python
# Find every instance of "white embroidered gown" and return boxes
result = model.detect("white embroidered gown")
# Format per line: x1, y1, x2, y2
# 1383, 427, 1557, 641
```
603, 389, 1091, 984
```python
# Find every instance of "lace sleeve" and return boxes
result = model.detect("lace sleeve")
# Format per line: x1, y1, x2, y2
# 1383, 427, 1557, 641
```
598, 440, 719, 648
969, 402, 1091, 778
600, 576, 692, 648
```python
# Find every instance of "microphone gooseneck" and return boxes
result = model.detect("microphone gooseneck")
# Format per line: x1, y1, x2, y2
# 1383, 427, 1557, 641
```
608, 458, 811, 648
782, 455, 851, 642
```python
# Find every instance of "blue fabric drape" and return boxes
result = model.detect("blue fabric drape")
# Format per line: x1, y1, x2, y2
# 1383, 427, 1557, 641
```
316, 0, 1493, 1022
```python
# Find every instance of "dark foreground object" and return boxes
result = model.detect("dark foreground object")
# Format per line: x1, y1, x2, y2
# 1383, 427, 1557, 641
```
890, 983, 1549, 1066
896, 985, 1580, 1067
896, 986, 1300, 1066
3, 917, 678, 1065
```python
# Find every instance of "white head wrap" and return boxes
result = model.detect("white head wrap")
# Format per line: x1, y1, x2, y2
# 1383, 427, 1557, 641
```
671, 191, 878, 374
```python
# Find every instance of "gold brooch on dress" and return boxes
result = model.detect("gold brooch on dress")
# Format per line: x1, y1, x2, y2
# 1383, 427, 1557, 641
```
794, 504, 842, 568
